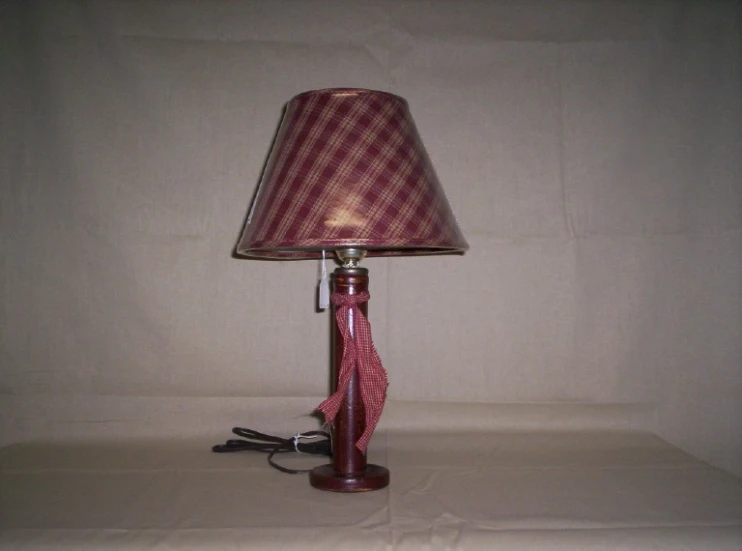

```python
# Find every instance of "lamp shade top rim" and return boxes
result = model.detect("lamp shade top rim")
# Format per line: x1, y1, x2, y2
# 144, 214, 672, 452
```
292, 88, 407, 105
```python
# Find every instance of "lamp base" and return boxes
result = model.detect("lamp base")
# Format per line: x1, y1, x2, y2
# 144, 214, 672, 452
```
309, 464, 389, 492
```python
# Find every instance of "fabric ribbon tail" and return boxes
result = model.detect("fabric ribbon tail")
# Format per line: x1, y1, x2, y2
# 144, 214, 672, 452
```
316, 397, 339, 426
356, 405, 384, 453
315, 302, 354, 425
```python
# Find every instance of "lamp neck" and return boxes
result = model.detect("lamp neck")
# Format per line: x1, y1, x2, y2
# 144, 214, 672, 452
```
335, 266, 368, 277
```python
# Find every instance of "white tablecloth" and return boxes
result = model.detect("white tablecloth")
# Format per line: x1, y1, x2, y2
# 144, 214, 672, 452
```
2, 430, 741, 550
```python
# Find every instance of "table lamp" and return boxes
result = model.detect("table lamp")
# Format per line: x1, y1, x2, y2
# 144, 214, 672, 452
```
236, 88, 468, 492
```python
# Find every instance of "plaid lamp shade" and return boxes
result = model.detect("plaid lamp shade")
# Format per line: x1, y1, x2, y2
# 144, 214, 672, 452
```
236, 88, 468, 259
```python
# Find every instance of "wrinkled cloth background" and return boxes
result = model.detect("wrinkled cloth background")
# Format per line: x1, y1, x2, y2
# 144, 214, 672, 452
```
1, 0, 741, 529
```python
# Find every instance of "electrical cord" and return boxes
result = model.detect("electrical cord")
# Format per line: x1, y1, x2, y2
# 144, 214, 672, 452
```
212, 427, 331, 474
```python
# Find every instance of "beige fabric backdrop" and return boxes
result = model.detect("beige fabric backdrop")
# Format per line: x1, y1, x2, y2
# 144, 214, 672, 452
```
1, 1, 740, 476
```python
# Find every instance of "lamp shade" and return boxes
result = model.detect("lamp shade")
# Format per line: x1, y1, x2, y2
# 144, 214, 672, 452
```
237, 88, 468, 259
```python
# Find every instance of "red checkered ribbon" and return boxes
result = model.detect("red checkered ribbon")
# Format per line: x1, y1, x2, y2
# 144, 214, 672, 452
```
316, 290, 388, 453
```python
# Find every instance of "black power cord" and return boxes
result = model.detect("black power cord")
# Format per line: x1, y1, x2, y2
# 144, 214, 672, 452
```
212, 427, 331, 474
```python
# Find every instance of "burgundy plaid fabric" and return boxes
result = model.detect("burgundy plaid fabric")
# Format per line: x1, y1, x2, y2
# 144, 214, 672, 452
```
317, 291, 388, 453
236, 88, 468, 259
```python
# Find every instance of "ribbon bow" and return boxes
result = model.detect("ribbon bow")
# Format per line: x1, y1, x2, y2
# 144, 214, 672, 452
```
316, 290, 388, 453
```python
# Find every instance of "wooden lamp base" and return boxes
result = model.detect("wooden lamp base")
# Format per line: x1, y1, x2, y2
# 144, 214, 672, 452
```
309, 463, 389, 492
311, 262, 389, 492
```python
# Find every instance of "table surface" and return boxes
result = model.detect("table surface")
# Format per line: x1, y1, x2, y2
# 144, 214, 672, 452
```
2, 430, 741, 550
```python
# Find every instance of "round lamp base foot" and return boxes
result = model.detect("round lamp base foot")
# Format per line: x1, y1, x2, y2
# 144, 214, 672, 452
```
309, 464, 390, 492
